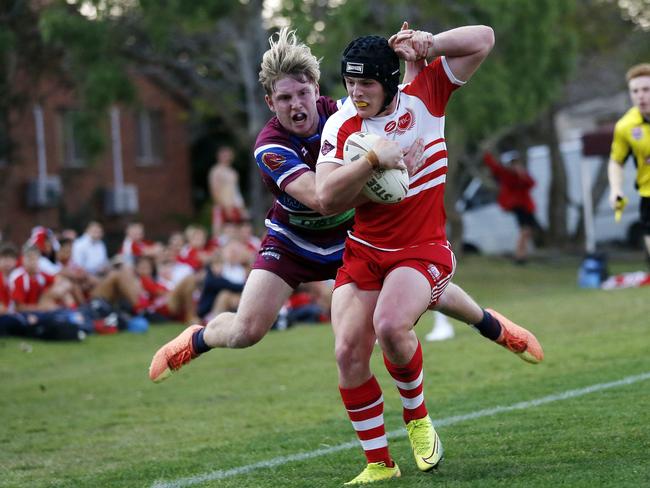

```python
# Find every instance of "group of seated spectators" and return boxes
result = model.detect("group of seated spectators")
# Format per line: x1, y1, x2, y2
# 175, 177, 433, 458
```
0, 221, 329, 341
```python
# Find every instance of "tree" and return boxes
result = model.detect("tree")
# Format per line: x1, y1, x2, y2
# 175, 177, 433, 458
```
21, 0, 273, 228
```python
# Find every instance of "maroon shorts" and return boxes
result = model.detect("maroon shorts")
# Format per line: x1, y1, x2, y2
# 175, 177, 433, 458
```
252, 235, 342, 289
334, 239, 456, 306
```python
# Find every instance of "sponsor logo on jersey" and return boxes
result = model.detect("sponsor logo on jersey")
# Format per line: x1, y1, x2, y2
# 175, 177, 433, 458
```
384, 109, 415, 135
632, 127, 643, 141
321, 140, 335, 156
262, 152, 286, 171
346, 62, 364, 74
261, 249, 281, 261
427, 264, 441, 280
289, 208, 355, 229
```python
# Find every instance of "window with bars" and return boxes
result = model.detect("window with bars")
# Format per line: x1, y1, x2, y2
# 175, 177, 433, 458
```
135, 109, 163, 166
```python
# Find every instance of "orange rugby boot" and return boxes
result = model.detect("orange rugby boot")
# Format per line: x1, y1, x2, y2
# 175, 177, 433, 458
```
149, 324, 203, 383
486, 308, 544, 364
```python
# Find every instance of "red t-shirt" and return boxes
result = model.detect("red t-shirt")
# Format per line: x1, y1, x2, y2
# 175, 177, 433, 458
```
9, 268, 55, 307
483, 152, 535, 213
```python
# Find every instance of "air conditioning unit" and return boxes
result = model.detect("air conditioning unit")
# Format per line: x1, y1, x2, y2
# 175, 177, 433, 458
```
26, 175, 62, 209
104, 184, 139, 216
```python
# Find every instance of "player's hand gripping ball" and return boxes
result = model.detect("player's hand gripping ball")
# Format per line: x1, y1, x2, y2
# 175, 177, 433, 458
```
343, 132, 409, 203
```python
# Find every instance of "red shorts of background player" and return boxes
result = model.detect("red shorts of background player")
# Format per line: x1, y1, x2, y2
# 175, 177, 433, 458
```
212, 205, 245, 230
334, 238, 456, 307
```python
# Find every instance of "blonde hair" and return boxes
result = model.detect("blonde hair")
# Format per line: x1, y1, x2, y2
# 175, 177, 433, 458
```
626, 63, 650, 82
258, 27, 320, 95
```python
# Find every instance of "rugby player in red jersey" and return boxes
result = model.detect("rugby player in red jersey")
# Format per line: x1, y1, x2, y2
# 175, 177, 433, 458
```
315, 27, 543, 484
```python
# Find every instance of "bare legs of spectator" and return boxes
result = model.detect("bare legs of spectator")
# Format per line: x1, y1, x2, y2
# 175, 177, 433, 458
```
166, 274, 200, 323
303, 280, 332, 320
91, 268, 141, 308
515, 226, 533, 264
201, 269, 293, 348
210, 290, 241, 317
38, 276, 79, 310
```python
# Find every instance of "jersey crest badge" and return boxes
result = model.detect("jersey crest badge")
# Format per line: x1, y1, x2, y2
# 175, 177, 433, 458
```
321, 140, 335, 156
632, 127, 642, 141
262, 152, 286, 171
384, 109, 415, 135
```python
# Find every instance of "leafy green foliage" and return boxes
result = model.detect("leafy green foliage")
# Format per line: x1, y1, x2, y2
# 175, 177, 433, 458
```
445, 0, 578, 144
38, 3, 134, 160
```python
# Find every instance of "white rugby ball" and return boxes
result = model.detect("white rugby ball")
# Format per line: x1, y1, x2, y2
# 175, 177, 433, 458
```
343, 132, 409, 204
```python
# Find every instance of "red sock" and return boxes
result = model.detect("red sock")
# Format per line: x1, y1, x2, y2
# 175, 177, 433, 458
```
339, 376, 393, 466
383, 341, 428, 423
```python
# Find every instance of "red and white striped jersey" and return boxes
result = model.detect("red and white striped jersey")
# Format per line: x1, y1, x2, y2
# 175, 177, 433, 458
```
9, 267, 54, 307
318, 57, 464, 250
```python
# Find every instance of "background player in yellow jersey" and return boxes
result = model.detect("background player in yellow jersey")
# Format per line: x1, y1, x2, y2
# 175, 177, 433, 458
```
608, 63, 650, 264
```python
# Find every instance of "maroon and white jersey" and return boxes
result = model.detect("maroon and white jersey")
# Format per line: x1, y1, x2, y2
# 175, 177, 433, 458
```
254, 96, 354, 264
318, 57, 464, 250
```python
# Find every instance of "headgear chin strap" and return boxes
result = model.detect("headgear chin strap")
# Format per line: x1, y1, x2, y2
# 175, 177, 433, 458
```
341, 35, 400, 116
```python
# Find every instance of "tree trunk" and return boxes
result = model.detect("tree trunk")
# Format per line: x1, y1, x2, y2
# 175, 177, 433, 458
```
541, 107, 569, 247
234, 0, 271, 232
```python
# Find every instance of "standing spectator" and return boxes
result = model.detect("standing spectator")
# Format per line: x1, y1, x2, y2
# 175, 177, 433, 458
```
608, 63, 650, 265
209, 146, 249, 236
484, 151, 541, 264
0, 244, 19, 313
71, 221, 109, 276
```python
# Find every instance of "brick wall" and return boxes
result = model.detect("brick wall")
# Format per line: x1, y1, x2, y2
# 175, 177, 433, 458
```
0, 73, 193, 248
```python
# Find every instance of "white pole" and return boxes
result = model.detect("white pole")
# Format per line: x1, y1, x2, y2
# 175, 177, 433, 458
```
580, 154, 596, 254
33, 104, 47, 203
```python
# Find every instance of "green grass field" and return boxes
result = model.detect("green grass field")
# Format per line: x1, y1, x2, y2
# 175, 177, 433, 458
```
1, 255, 649, 488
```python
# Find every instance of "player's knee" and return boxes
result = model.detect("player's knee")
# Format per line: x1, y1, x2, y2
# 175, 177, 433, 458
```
335, 339, 365, 372
374, 312, 409, 343
228, 316, 272, 348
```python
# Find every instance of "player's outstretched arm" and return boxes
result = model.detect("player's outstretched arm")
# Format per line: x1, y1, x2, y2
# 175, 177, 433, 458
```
390, 25, 494, 83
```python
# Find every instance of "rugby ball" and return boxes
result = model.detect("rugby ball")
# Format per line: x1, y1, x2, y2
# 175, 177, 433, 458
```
343, 132, 409, 204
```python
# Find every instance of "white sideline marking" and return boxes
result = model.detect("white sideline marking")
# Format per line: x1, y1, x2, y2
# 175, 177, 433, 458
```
152, 371, 650, 488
